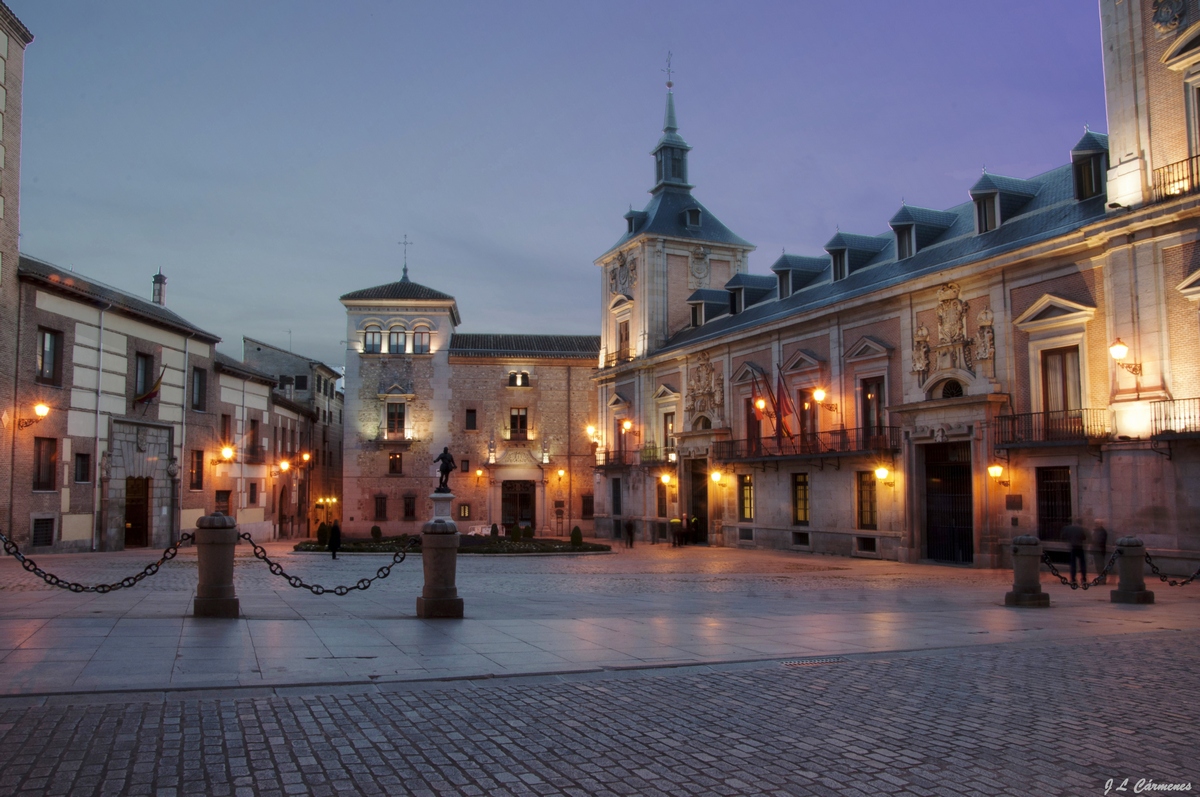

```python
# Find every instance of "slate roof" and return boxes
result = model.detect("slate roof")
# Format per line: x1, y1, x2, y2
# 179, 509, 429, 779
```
888, 205, 958, 229
244, 336, 339, 374
18, 255, 221, 343
604, 188, 753, 256
661, 155, 1108, 354
970, 172, 1038, 197
214, 351, 278, 386
340, 277, 454, 302
1072, 131, 1109, 154
449, 334, 601, 360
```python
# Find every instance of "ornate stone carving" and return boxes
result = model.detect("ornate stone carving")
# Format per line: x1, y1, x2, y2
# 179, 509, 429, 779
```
1153, 0, 1185, 34
974, 307, 995, 361
688, 246, 711, 289
685, 351, 724, 425
166, 459, 180, 479
608, 251, 637, 296
911, 324, 930, 375
935, 283, 968, 345
136, 427, 149, 452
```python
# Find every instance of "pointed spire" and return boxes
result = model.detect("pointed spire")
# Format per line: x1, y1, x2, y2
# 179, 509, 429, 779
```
664, 89, 678, 134
651, 53, 692, 194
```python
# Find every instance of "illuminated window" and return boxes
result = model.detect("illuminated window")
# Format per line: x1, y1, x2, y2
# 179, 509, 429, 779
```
387, 403, 405, 437
36, 328, 63, 386
189, 450, 204, 490
792, 473, 809, 526
857, 472, 877, 530
738, 474, 754, 521
388, 452, 403, 474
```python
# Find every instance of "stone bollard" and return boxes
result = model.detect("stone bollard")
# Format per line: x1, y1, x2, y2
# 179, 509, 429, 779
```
416, 492, 464, 619
1111, 536, 1154, 604
1005, 535, 1050, 607
193, 512, 240, 618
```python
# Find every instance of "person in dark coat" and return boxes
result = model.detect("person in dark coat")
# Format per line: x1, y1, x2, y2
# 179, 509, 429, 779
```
1061, 520, 1087, 584
624, 520, 634, 549
328, 519, 342, 560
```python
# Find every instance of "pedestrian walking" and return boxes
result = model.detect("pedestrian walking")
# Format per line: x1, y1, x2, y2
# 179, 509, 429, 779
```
689, 514, 700, 545
1092, 524, 1108, 584
1061, 520, 1087, 584
675, 514, 686, 547
624, 520, 634, 549
328, 519, 342, 560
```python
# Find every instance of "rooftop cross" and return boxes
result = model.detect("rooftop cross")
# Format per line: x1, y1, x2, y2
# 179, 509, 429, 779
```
663, 51, 674, 90
399, 234, 413, 281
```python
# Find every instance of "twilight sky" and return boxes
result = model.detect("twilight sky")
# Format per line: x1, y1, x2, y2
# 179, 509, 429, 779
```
9, 1, 1107, 369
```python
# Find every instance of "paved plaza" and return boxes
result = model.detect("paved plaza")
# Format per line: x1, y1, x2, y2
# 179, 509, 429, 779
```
0, 541, 1196, 795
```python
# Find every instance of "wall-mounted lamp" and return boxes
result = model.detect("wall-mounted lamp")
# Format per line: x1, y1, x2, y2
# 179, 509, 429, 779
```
557, 468, 566, 480
1109, 338, 1143, 376
622, 420, 633, 433
301, 452, 311, 463
586, 424, 597, 442
279, 460, 290, 472
811, 389, 838, 412
660, 473, 672, 485
710, 470, 722, 484
17, 403, 51, 430
988, 464, 1010, 487
874, 466, 894, 488
211, 446, 236, 466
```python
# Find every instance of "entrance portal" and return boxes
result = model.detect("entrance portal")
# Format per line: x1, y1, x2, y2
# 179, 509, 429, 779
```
687, 459, 709, 544
924, 442, 972, 564
124, 477, 151, 548
501, 480, 536, 530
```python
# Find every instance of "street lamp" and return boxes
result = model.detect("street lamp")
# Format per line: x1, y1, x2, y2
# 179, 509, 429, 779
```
17, 403, 50, 429
1109, 338, 1143, 376
988, 464, 1010, 487
811, 389, 838, 412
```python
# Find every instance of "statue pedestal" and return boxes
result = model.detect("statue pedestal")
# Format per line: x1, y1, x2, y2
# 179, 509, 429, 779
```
416, 492, 464, 619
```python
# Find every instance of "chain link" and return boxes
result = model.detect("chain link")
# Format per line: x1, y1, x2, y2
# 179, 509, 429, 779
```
1041, 548, 1121, 591
238, 532, 417, 595
0, 529, 195, 593
1144, 551, 1200, 587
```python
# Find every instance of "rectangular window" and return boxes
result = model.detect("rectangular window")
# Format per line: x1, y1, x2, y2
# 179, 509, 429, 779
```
745, 397, 761, 444
611, 479, 622, 517
778, 271, 791, 299
248, 482, 258, 505
738, 528, 754, 542
363, 328, 382, 353
389, 452, 403, 474
862, 377, 885, 434
403, 496, 416, 520
461, 459, 469, 473
458, 504, 471, 519
294, 375, 308, 391
617, 320, 630, 359
896, 226, 914, 259
74, 453, 92, 484
316, 376, 324, 394
663, 412, 675, 449
1074, 155, 1103, 201
36, 328, 63, 385
221, 414, 232, 443
412, 330, 431, 354
1041, 347, 1082, 413
976, 195, 997, 233
191, 367, 207, 411
656, 481, 668, 518
374, 496, 387, 521
832, 250, 847, 281
465, 408, 477, 430
190, 450, 204, 490
582, 493, 595, 519
691, 305, 702, 327
387, 403, 405, 437
249, 419, 260, 461
792, 473, 810, 526
389, 329, 405, 353
32, 517, 55, 547
797, 390, 817, 448
792, 531, 810, 547
216, 490, 231, 515
135, 353, 154, 397
857, 471, 878, 530
33, 438, 56, 491
510, 408, 528, 440
738, 474, 754, 521
1036, 466, 1072, 542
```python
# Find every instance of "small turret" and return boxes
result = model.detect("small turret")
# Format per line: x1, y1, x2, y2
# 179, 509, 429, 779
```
152, 270, 167, 306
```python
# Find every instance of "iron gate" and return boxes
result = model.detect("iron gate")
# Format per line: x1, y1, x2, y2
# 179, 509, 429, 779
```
924, 443, 973, 564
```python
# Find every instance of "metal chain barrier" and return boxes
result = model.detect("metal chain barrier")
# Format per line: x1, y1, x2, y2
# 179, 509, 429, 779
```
1041, 548, 1121, 591
1145, 551, 1200, 587
0, 529, 195, 593
238, 532, 418, 596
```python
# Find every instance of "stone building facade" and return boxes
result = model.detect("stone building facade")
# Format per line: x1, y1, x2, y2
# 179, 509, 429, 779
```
593, 0, 1200, 573
340, 272, 599, 537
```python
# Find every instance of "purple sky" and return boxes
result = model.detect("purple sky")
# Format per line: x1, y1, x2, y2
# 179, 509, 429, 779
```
10, 1, 1107, 368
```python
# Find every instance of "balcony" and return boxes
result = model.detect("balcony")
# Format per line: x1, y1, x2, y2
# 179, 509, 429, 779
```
501, 428, 529, 442
713, 427, 901, 462
1151, 397, 1200, 439
994, 409, 1109, 447
638, 444, 677, 465
603, 349, 634, 369
596, 449, 632, 468
244, 445, 265, 464
1152, 155, 1200, 203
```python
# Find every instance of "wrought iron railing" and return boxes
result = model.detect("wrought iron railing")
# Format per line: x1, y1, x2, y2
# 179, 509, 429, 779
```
597, 449, 631, 467
1151, 397, 1200, 437
244, 446, 265, 464
603, 350, 634, 369
995, 409, 1108, 446
1152, 155, 1200, 203
639, 444, 677, 464
713, 427, 900, 461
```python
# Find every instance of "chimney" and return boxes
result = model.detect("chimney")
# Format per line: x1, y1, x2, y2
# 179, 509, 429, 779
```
152, 270, 167, 306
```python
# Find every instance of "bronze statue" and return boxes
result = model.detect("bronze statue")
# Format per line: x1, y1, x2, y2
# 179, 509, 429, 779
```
434, 447, 456, 493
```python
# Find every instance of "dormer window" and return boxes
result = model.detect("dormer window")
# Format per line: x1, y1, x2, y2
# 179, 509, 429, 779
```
691, 305, 702, 327
831, 250, 847, 281
778, 271, 791, 299
686, 208, 702, 227
627, 217, 636, 233
895, 226, 914, 260
363, 326, 382, 354
1074, 154, 1105, 200
729, 290, 742, 315
975, 194, 998, 233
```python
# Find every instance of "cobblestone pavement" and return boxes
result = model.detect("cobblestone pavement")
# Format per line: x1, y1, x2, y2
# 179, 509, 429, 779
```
0, 631, 1194, 797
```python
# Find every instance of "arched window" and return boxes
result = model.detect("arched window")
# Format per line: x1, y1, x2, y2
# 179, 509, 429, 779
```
412, 328, 431, 354
693, 415, 712, 431
940, 380, 964, 399
388, 328, 406, 354
363, 326, 382, 354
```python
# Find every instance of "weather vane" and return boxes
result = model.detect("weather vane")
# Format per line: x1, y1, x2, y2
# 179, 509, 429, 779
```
399, 234, 413, 279
663, 51, 674, 89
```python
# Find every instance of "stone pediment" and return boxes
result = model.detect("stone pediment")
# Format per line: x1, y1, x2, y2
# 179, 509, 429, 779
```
783, 349, 824, 373
607, 392, 631, 410
652, 385, 680, 400
1012, 294, 1096, 333
1177, 267, 1200, 302
844, 336, 892, 362
731, 362, 768, 385
377, 383, 414, 399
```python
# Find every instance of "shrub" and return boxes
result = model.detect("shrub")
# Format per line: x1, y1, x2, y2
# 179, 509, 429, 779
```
317, 522, 330, 546
526, 525, 536, 540
570, 526, 583, 547
370, 525, 382, 542
490, 523, 499, 537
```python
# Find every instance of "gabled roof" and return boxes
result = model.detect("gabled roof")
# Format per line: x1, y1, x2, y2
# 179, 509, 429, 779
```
724, 273, 777, 290
214, 352, 278, 387
243, 336, 339, 375
18, 255, 221, 344
340, 277, 454, 302
770, 253, 829, 274
1071, 131, 1109, 155
889, 205, 958, 229
448, 334, 600, 360
604, 189, 753, 256
970, 172, 1038, 198
687, 288, 730, 304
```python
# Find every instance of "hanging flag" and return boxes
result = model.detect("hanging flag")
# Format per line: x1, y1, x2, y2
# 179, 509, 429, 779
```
776, 369, 797, 439
750, 374, 765, 421
134, 366, 166, 404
